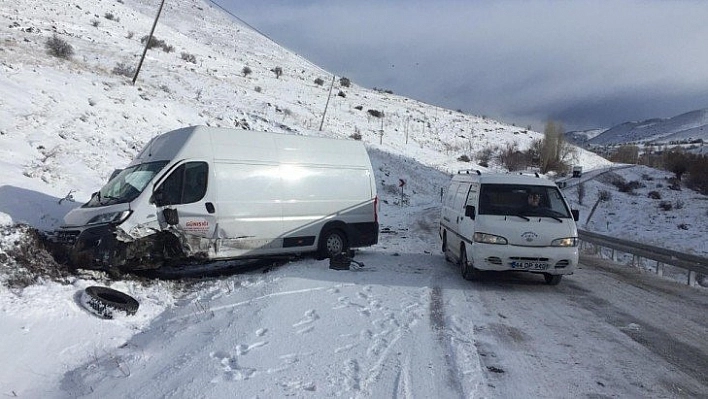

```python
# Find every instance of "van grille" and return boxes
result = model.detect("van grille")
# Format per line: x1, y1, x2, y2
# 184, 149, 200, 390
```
54, 230, 80, 245
554, 260, 570, 268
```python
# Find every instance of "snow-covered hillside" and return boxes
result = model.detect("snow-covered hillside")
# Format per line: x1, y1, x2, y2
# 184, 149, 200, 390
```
1, 0, 610, 219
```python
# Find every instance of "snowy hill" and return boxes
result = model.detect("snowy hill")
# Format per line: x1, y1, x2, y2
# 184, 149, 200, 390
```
0, 0, 610, 226
587, 108, 708, 146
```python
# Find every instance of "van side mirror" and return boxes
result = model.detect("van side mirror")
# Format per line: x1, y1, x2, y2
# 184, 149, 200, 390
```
152, 187, 164, 206
465, 205, 476, 220
163, 208, 179, 225
572, 209, 580, 221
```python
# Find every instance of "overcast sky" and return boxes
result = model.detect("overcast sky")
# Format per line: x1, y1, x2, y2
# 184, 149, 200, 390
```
216, 0, 708, 132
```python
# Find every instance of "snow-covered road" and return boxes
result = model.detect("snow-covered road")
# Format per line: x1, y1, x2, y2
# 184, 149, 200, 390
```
57, 204, 708, 398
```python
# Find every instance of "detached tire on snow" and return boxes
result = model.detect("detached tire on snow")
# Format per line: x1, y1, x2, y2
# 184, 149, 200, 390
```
81, 286, 139, 319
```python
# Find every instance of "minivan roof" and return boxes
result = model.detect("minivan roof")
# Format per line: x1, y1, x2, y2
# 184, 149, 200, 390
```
452, 172, 557, 187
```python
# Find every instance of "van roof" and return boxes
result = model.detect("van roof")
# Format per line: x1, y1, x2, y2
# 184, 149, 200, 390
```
131, 126, 371, 168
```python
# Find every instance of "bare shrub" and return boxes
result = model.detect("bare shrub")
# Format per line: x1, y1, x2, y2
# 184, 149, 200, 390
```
647, 190, 661, 200
457, 154, 471, 162
254, 86, 262, 93
112, 62, 135, 77
314, 77, 325, 86
180, 52, 197, 64
610, 176, 643, 194
242, 66, 252, 77
658, 201, 672, 211
367, 109, 384, 118
497, 142, 529, 171
45, 34, 74, 59
271, 66, 283, 78
104, 12, 118, 21
598, 190, 612, 202
476, 147, 496, 168
668, 177, 681, 191
140, 35, 172, 52
91, 19, 100, 27
339, 76, 351, 87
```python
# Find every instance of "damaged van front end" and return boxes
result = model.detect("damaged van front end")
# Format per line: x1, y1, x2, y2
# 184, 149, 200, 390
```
54, 160, 180, 272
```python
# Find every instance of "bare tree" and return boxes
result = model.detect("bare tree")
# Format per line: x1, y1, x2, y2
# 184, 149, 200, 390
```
539, 120, 577, 174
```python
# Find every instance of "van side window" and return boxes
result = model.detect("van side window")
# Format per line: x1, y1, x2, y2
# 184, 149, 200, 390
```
159, 162, 208, 205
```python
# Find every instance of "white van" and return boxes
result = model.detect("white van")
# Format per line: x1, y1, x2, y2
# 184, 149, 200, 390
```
56, 126, 379, 271
440, 170, 579, 285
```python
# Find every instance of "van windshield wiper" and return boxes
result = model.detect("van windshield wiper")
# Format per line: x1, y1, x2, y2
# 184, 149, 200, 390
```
98, 192, 121, 205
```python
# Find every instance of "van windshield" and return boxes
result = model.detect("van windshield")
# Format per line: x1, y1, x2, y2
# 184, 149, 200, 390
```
478, 184, 571, 219
85, 161, 169, 207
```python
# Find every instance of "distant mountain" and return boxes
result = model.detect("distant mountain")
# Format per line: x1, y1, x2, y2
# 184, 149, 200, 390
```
586, 108, 708, 146
564, 128, 605, 146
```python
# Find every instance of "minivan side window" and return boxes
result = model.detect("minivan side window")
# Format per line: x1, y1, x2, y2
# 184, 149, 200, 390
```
158, 162, 208, 205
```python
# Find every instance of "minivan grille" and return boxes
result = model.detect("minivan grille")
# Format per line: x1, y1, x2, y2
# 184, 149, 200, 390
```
509, 256, 549, 262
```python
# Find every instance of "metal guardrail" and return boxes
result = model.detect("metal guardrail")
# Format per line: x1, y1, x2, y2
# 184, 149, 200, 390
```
578, 229, 708, 286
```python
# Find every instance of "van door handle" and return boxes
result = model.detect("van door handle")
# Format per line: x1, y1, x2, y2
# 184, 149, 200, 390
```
205, 202, 215, 214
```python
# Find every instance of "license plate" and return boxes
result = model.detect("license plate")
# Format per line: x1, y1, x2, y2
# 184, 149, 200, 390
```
510, 261, 549, 270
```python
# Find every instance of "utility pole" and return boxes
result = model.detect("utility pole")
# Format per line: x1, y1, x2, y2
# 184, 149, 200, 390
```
132, 0, 166, 85
319, 75, 335, 131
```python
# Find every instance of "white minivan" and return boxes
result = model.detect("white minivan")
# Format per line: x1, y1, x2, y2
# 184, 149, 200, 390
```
440, 170, 579, 285
55, 126, 379, 271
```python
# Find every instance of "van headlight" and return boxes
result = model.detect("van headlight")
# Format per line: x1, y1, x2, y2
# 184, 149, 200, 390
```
551, 237, 578, 247
474, 232, 508, 245
87, 210, 132, 225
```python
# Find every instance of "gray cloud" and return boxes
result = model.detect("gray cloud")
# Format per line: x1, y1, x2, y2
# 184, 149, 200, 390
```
221, 0, 708, 131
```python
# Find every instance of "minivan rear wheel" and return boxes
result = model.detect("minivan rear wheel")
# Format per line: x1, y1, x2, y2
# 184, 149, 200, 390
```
442, 230, 452, 262
318, 228, 348, 259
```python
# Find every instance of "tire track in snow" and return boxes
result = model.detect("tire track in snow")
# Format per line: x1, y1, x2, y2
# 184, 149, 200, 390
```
430, 285, 466, 397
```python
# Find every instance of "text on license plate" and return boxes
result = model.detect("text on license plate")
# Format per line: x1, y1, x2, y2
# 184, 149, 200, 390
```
510, 261, 549, 270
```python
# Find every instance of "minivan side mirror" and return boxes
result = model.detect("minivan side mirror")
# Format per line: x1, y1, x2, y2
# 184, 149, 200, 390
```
465, 205, 476, 220
572, 209, 580, 221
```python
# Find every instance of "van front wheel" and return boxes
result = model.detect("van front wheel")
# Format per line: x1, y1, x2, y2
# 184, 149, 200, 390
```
318, 229, 348, 259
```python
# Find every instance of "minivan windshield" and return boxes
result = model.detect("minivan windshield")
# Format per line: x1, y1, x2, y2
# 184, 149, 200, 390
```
85, 161, 169, 207
478, 184, 571, 219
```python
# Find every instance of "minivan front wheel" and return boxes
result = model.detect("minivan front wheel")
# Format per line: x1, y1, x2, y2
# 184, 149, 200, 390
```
318, 228, 348, 259
543, 273, 562, 285
460, 244, 479, 281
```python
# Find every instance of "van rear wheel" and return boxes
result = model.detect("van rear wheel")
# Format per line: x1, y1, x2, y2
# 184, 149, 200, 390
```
318, 228, 348, 259
460, 244, 479, 281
